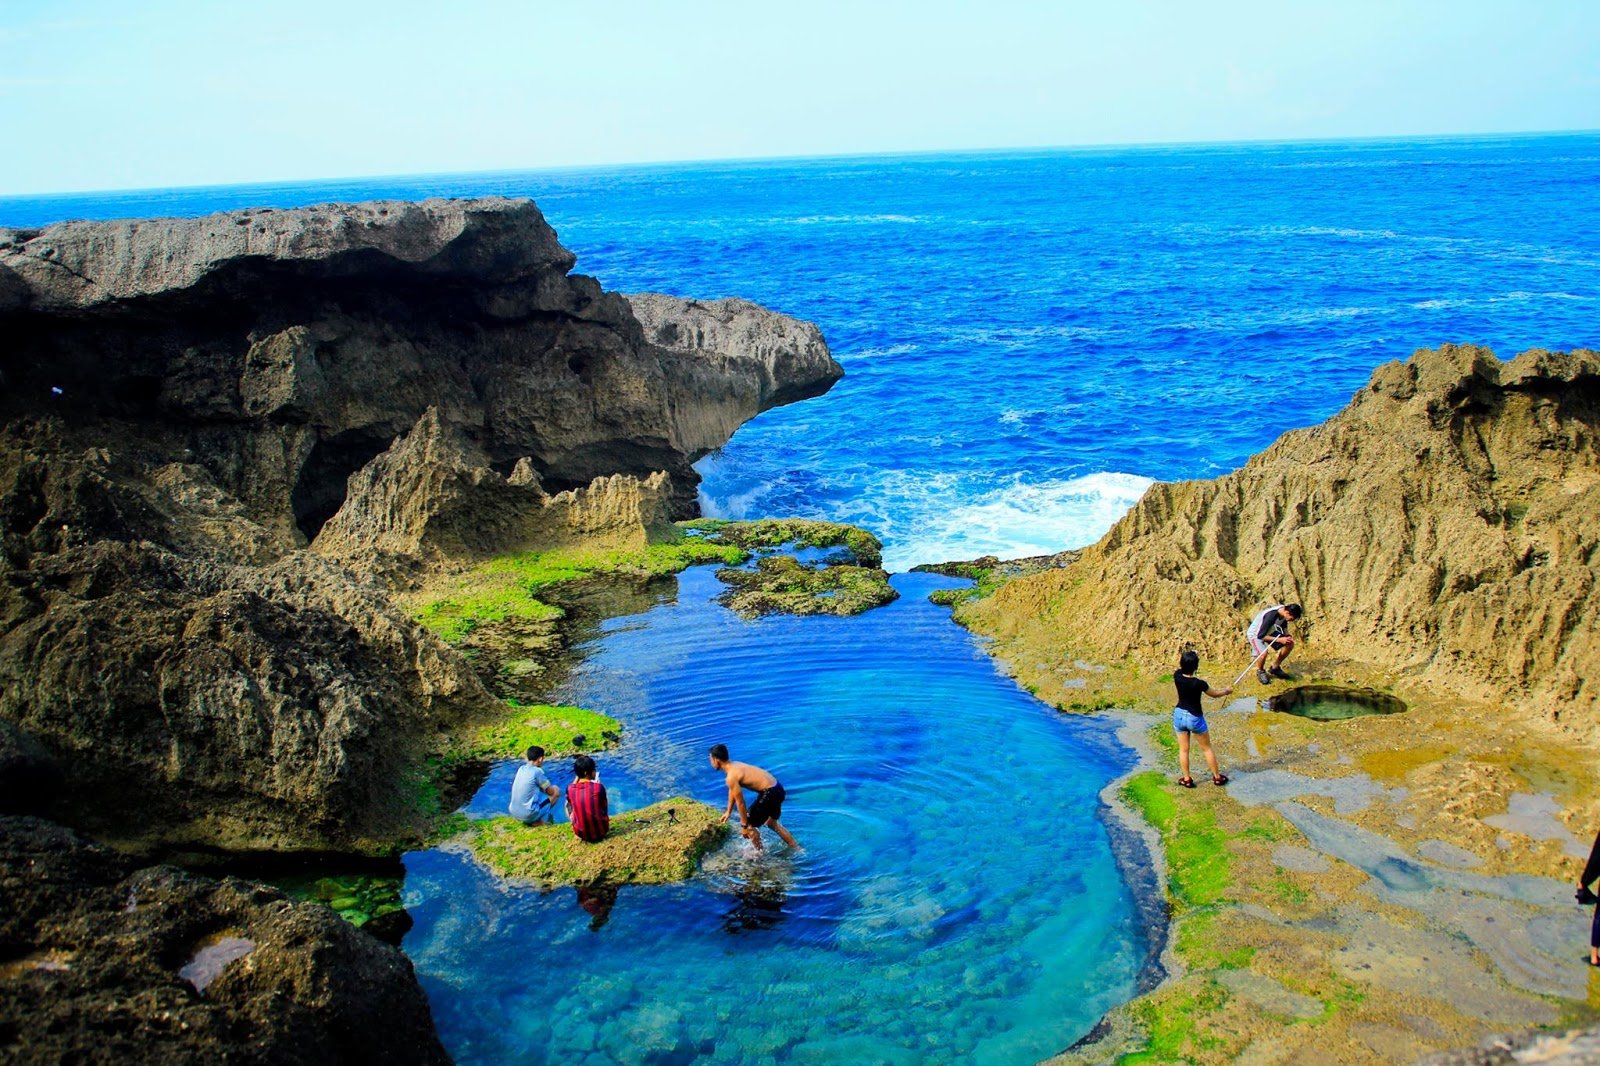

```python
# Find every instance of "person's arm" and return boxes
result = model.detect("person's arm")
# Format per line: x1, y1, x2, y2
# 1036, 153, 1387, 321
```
731, 782, 752, 828
720, 778, 738, 823
1206, 684, 1233, 698
1582, 829, 1600, 890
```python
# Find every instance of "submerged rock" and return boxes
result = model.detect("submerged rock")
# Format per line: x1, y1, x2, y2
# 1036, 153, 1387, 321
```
464, 799, 727, 888
0, 815, 448, 1065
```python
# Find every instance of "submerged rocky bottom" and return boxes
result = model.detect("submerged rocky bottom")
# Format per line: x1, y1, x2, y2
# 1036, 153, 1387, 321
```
399, 569, 1148, 1065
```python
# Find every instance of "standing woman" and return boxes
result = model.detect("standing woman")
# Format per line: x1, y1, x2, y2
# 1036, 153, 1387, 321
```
1579, 828, 1600, 965
1173, 649, 1233, 788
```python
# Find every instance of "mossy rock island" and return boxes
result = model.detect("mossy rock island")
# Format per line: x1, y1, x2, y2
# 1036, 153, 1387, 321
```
464, 799, 728, 889
714, 555, 898, 617
456, 703, 622, 761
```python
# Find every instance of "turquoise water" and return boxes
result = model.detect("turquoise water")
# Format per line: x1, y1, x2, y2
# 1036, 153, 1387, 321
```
401, 569, 1142, 1064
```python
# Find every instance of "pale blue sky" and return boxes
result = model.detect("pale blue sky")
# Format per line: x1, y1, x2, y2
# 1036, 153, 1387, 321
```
2, 0, 1597, 195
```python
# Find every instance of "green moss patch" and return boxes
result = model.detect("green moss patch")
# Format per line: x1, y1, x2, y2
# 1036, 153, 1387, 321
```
411, 537, 747, 644
459, 703, 621, 761
465, 799, 728, 888
682, 518, 884, 568
714, 555, 898, 617
1121, 770, 1230, 910
1120, 977, 1231, 1064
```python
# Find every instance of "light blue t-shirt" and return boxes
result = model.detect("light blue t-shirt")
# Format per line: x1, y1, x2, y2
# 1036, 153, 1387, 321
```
509, 761, 554, 823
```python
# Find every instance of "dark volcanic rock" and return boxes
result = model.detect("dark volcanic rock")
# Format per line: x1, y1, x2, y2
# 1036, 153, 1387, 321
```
0, 815, 449, 1066
0, 198, 842, 851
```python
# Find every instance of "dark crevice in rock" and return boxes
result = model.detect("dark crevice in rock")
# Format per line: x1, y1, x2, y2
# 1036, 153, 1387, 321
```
292, 429, 392, 543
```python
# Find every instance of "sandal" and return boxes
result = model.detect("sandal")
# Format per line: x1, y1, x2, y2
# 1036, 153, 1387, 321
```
1212, 774, 1230, 786
1177, 777, 1196, 788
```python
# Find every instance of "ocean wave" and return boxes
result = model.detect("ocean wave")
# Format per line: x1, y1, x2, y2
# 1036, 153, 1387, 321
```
876, 471, 1156, 571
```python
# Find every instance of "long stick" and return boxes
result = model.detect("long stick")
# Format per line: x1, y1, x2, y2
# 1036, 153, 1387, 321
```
1232, 635, 1282, 688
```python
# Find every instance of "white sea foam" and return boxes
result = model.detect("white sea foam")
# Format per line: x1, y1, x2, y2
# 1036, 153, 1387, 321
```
849, 342, 919, 360
880, 471, 1155, 571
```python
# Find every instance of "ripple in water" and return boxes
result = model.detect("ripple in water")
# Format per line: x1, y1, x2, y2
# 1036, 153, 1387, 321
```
403, 570, 1143, 1065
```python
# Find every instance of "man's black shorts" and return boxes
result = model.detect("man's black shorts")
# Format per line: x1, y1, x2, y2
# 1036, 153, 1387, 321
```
748, 783, 785, 827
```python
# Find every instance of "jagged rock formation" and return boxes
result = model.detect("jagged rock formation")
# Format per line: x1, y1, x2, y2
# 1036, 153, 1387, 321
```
0, 815, 448, 1065
962, 345, 1600, 728
312, 408, 674, 580
0, 197, 842, 852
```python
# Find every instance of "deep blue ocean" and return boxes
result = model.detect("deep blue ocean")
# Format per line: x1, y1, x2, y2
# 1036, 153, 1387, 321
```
5, 133, 1598, 568
8, 135, 1599, 1063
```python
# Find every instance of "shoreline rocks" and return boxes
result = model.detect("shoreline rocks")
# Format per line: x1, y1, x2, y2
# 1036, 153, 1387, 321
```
0, 815, 448, 1065
958, 344, 1600, 730
0, 197, 842, 854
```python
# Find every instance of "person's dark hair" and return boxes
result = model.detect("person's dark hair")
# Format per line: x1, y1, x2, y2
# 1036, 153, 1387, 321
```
525, 745, 545, 762
709, 743, 729, 763
1284, 603, 1304, 619
1178, 649, 1199, 675
573, 754, 597, 779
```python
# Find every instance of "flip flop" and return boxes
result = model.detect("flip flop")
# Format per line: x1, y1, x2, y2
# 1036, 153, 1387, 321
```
1212, 774, 1231, 786
1587, 957, 1600, 967
1177, 777, 1196, 788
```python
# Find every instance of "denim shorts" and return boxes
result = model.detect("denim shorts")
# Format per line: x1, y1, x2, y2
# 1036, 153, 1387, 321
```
1172, 707, 1208, 734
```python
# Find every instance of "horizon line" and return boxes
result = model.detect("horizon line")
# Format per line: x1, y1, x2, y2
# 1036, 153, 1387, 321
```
3, 125, 1598, 204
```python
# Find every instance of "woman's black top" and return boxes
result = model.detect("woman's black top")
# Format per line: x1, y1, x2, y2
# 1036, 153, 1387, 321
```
1175, 673, 1208, 714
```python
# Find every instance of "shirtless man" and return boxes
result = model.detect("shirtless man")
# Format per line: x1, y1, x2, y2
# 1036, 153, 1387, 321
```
709, 743, 800, 851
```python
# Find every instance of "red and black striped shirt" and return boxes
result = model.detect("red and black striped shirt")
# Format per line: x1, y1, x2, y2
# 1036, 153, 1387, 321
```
568, 779, 609, 843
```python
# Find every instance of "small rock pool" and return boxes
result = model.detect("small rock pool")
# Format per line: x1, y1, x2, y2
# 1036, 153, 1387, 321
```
399, 568, 1147, 1065
1267, 684, 1407, 721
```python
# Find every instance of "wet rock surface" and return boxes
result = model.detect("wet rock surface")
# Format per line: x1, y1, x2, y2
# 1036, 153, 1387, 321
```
0, 815, 448, 1065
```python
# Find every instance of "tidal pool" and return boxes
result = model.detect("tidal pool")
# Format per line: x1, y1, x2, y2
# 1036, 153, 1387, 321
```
402, 569, 1144, 1065
1267, 684, 1407, 721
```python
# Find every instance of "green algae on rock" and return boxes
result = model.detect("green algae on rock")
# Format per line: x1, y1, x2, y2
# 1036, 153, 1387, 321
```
458, 703, 621, 760
464, 800, 727, 888
411, 537, 746, 645
683, 517, 885, 568
714, 555, 898, 617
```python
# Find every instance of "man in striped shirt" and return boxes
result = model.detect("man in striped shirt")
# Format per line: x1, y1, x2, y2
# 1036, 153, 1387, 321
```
565, 755, 609, 843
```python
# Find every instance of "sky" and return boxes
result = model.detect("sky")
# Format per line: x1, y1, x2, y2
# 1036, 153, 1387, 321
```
2, 0, 1597, 195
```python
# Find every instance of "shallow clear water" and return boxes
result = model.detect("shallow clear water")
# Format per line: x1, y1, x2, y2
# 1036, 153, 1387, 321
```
401, 569, 1141, 1065
6, 135, 1598, 567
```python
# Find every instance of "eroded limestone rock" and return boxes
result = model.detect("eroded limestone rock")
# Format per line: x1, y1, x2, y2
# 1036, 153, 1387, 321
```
0, 198, 841, 852
961, 345, 1600, 732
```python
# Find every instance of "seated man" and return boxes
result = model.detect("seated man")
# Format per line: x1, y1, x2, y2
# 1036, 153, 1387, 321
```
508, 745, 559, 824
565, 754, 609, 843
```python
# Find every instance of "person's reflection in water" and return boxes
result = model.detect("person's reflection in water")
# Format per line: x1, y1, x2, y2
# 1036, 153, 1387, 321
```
722, 868, 788, 933
575, 883, 619, 931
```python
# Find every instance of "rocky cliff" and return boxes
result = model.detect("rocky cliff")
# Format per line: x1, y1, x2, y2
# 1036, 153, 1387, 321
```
0, 197, 842, 852
961, 345, 1600, 730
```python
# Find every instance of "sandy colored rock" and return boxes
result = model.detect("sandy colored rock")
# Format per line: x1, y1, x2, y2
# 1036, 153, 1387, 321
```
961, 345, 1600, 732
